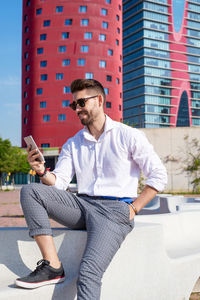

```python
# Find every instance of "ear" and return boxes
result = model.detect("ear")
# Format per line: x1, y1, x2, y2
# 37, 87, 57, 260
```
98, 94, 104, 108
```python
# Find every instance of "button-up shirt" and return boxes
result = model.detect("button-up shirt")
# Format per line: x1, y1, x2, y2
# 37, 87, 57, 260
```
52, 115, 167, 197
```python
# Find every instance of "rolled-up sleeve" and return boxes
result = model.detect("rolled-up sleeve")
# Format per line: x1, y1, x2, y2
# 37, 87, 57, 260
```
130, 130, 168, 192
51, 139, 75, 190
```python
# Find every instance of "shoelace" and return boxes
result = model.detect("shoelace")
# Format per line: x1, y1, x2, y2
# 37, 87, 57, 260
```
32, 259, 50, 275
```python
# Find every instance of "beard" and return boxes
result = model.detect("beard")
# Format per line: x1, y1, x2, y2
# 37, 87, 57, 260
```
78, 111, 94, 126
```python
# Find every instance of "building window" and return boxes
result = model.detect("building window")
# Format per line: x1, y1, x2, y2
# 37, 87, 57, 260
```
24, 15, 28, 21
99, 34, 106, 41
43, 115, 50, 122
104, 88, 109, 95
119, 4, 121, 10
36, 8, 42, 15
106, 0, 111, 3
25, 104, 29, 111
43, 20, 51, 27
78, 58, 85, 66
101, 8, 108, 15
65, 19, 73, 25
24, 117, 28, 124
116, 39, 119, 46
116, 15, 119, 21
64, 86, 70, 93
40, 34, 47, 41
102, 21, 108, 29
62, 32, 69, 39
58, 114, 66, 121
41, 74, 48, 81
85, 73, 93, 79
56, 6, 63, 13
79, 6, 87, 13
37, 47, 43, 54
106, 75, 112, 81
81, 45, 89, 53
26, 39, 30, 45
59, 46, 66, 53
24, 91, 28, 98
41, 143, 50, 148
26, 64, 30, 71
119, 104, 121, 111
108, 49, 113, 56
99, 60, 106, 68
26, 77, 30, 84
116, 78, 120, 84
26, 0, 31, 7
117, 27, 120, 34
119, 66, 121, 72
25, 26, 29, 33
40, 60, 47, 67
37, 88, 43, 95
106, 101, 111, 108
62, 100, 70, 107
40, 101, 47, 108
56, 73, 63, 80
62, 59, 70, 66
81, 19, 89, 26
24, 52, 28, 59
84, 32, 92, 39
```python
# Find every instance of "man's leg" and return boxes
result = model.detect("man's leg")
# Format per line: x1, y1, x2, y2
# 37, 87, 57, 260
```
34, 235, 61, 268
16, 183, 85, 288
77, 199, 134, 300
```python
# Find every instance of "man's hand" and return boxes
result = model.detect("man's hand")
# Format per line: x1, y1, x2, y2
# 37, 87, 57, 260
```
128, 204, 136, 220
27, 145, 45, 174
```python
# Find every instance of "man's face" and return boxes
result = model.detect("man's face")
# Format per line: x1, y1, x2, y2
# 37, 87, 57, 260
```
72, 89, 101, 126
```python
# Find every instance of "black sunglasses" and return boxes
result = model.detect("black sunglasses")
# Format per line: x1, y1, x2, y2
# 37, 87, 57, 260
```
69, 95, 98, 111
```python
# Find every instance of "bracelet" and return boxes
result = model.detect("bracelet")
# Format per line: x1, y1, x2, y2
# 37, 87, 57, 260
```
129, 202, 138, 215
36, 165, 48, 177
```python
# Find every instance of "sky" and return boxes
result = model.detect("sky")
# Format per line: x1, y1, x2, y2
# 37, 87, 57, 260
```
0, 1, 22, 146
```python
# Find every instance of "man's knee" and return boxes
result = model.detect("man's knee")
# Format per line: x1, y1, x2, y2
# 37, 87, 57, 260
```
20, 183, 40, 205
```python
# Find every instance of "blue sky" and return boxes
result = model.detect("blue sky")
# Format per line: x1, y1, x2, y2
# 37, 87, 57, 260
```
0, 1, 22, 146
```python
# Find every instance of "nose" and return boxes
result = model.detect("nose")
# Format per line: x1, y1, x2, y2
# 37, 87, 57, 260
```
75, 104, 82, 112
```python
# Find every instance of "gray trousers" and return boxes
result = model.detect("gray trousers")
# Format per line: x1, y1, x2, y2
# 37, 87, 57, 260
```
20, 183, 134, 300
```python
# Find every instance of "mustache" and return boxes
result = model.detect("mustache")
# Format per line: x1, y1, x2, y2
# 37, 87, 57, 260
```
78, 111, 88, 116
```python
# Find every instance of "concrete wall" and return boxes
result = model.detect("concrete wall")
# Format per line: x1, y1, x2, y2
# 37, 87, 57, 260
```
140, 127, 200, 193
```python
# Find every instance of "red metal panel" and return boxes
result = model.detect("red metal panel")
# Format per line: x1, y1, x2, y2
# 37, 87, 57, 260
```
22, 0, 123, 148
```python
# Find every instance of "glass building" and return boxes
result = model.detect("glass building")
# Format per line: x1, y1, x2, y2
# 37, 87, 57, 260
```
123, 0, 200, 128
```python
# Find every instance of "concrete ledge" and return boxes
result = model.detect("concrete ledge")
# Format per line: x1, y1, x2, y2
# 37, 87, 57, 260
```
1, 212, 200, 299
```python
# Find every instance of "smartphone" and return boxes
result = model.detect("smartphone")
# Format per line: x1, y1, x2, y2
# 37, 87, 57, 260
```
24, 135, 45, 162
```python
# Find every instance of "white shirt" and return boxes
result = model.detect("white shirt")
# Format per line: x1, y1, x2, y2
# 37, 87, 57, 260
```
52, 115, 167, 197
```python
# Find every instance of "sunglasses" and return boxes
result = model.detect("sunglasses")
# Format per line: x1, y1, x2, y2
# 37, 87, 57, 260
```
69, 95, 98, 111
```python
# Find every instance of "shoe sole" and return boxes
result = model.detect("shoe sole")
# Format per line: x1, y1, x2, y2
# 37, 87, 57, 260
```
15, 276, 65, 289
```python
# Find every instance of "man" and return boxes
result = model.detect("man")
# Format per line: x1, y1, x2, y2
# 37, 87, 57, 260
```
15, 79, 167, 299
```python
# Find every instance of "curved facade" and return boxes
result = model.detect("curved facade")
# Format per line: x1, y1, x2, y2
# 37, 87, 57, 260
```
123, 0, 200, 128
22, 0, 123, 148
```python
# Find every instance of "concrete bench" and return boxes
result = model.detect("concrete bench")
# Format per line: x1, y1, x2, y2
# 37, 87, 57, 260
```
159, 196, 200, 213
1, 211, 200, 300
140, 195, 200, 214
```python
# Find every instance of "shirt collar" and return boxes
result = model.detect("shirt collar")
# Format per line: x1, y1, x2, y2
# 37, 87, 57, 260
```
82, 115, 116, 141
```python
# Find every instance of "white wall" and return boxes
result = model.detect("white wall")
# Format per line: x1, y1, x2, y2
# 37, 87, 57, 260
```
140, 127, 200, 193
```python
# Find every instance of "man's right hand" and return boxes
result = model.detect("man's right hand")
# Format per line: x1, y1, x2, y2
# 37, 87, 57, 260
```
27, 145, 45, 174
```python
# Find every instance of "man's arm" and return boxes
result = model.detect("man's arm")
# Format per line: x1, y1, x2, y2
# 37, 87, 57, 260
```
128, 185, 158, 219
27, 147, 56, 186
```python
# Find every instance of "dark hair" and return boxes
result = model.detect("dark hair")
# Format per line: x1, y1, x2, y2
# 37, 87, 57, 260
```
70, 79, 106, 103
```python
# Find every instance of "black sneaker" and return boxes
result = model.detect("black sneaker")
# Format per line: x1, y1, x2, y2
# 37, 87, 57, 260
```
15, 259, 65, 289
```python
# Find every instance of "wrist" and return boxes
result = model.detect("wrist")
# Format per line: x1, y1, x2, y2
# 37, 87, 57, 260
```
36, 165, 48, 177
129, 202, 138, 215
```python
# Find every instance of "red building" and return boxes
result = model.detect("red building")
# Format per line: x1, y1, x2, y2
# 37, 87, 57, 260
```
22, 0, 123, 149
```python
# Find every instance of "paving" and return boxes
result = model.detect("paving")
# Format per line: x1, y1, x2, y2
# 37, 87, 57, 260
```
0, 188, 65, 228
